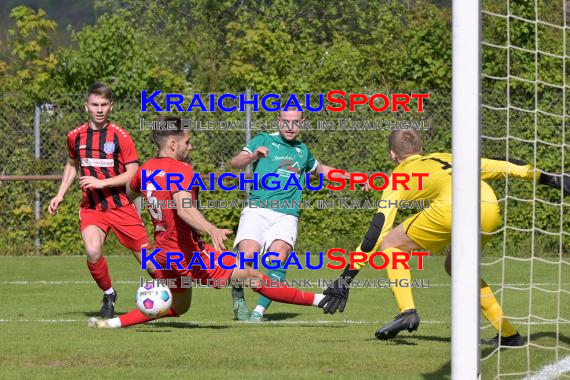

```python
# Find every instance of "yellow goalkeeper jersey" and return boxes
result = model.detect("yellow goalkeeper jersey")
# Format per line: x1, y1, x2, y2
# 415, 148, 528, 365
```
353, 153, 537, 269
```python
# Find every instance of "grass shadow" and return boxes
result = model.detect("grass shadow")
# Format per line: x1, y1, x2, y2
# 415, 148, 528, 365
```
78, 311, 127, 317
481, 331, 570, 357
140, 321, 231, 330
421, 360, 451, 380
263, 312, 301, 321
373, 334, 450, 345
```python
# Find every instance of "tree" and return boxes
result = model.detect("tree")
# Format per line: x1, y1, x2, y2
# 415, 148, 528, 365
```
5, 6, 58, 101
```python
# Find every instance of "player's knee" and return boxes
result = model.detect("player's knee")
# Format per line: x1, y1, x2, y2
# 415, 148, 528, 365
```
268, 240, 291, 261
273, 252, 289, 263
238, 239, 261, 256
380, 227, 419, 252
380, 233, 396, 251
243, 250, 256, 260
236, 242, 259, 261
84, 245, 103, 262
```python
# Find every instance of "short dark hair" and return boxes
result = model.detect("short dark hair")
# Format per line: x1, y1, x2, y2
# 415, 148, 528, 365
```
85, 83, 113, 102
152, 116, 185, 147
388, 129, 422, 159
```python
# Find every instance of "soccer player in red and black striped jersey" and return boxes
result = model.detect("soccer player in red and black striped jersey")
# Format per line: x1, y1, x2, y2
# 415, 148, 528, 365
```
48, 83, 150, 318
87, 116, 325, 329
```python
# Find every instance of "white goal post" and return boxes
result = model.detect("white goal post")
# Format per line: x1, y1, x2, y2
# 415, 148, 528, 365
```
452, 0, 481, 378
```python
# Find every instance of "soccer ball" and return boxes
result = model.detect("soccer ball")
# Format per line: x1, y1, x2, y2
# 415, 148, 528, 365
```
135, 282, 172, 317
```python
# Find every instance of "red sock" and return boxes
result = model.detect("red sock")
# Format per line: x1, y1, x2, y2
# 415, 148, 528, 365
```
87, 256, 112, 291
253, 274, 315, 306
119, 308, 177, 328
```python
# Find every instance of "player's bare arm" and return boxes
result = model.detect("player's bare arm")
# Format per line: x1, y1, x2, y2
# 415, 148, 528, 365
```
172, 190, 232, 252
125, 175, 141, 201
230, 146, 269, 169
315, 163, 370, 191
48, 157, 79, 214
80, 162, 139, 190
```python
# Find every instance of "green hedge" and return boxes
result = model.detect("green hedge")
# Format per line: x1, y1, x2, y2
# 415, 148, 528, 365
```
2, 92, 569, 257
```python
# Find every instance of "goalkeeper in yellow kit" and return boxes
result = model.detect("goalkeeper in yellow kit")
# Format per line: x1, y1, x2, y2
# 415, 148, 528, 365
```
319, 129, 568, 346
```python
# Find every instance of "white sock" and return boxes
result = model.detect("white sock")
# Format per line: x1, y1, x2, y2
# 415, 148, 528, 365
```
104, 287, 115, 295
106, 317, 121, 328
313, 294, 325, 306
254, 305, 266, 314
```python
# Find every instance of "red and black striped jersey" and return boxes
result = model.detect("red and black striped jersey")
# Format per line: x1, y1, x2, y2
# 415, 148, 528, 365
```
67, 122, 139, 210
130, 157, 205, 256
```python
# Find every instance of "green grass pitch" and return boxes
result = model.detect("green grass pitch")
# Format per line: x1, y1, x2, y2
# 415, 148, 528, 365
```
0, 256, 568, 379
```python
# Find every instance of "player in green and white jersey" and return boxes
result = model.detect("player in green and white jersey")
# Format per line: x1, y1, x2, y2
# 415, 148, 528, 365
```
230, 108, 367, 321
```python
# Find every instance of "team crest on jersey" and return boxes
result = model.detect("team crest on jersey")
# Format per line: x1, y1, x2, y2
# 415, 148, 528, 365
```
103, 142, 115, 154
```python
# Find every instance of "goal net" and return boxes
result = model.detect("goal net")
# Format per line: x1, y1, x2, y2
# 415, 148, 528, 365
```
479, 0, 570, 378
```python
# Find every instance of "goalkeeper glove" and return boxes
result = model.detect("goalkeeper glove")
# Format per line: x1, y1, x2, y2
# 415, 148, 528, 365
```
318, 265, 360, 314
539, 172, 570, 196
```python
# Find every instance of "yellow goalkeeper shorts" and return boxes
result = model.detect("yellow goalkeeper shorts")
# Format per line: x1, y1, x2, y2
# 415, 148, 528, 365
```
402, 182, 500, 253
